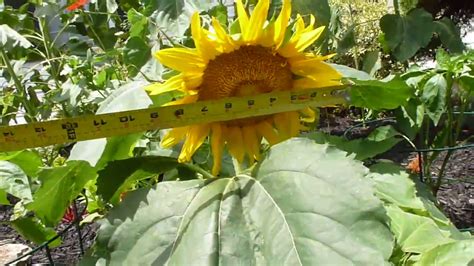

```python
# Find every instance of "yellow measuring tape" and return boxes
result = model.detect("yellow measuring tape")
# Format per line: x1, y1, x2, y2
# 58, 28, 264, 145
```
0, 86, 349, 152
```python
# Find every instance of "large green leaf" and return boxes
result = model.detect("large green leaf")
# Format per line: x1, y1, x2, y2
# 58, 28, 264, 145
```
367, 162, 424, 210
96, 156, 180, 204
350, 77, 414, 110
27, 161, 96, 226
68, 80, 152, 168
433, 18, 465, 54
385, 205, 455, 254
84, 138, 393, 264
306, 125, 401, 160
147, 0, 215, 39
415, 240, 474, 265
0, 161, 32, 203
421, 74, 447, 125
379, 8, 434, 61
0, 150, 42, 177
0, 24, 32, 51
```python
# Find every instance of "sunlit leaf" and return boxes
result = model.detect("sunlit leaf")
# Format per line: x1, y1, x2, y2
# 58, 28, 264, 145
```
27, 161, 96, 226
0, 150, 42, 177
84, 138, 393, 264
329, 63, 372, 80
0, 161, 32, 203
385, 205, 455, 253
0, 24, 32, 51
415, 240, 474, 265
367, 162, 424, 210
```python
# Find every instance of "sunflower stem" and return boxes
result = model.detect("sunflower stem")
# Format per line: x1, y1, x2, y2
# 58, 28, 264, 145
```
184, 163, 214, 179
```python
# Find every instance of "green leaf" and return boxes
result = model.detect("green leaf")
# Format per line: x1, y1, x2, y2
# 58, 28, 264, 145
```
306, 125, 401, 160
0, 24, 32, 51
0, 150, 42, 177
0, 189, 9, 204
68, 81, 152, 168
329, 63, 372, 80
0, 161, 32, 202
421, 74, 447, 125
97, 156, 180, 204
415, 240, 474, 265
84, 138, 393, 264
147, 0, 215, 39
337, 26, 356, 54
380, 9, 434, 61
292, 0, 331, 25
124, 37, 150, 76
127, 8, 148, 38
362, 51, 382, 77
368, 162, 424, 210
394, 98, 425, 139
459, 75, 474, 93
433, 18, 465, 54
27, 161, 96, 226
385, 205, 457, 254
11, 217, 60, 247
350, 77, 414, 110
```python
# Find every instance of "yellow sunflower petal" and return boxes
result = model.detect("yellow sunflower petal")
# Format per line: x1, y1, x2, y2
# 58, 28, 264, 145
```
191, 12, 220, 61
211, 18, 236, 53
235, 0, 249, 36
255, 120, 279, 145
182, 73, 203, 91
210, 123, 224, 176
274, 0, 291, 48
293, 77, 341, 89
146, 74, 184, 95
244, 0, 269, 43
161, 126, 188, 148
274, 111, 301, 140
154, 48, 205, 73
278, 26, 325, 58
178, 124, 210, 162
242, 126, 260, 163
300, 107, 316, 123
225, 126, 245, 163
291, 59, 341, 82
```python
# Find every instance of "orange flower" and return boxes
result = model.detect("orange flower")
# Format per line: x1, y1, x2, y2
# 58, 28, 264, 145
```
66, 0, 89, 11
406, 154, 422, 174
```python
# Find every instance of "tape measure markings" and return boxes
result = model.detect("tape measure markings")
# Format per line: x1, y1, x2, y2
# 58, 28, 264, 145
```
0, 86, 349, 151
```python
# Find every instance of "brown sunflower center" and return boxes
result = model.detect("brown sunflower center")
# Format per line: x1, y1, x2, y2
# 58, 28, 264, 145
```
197, 46, 293, 127
198, 46, 293, 100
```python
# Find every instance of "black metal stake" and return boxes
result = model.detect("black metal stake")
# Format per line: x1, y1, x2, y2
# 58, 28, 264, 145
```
72, 200, 85, 255
417, 151, 424, 183
44, 245, 54, 265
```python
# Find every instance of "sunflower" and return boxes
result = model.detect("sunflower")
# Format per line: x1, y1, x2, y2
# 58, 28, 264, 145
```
146, 0, 341, 175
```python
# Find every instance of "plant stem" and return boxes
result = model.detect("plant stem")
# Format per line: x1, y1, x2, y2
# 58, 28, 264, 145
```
0, 50, 36, 122
184, 163, 214, 179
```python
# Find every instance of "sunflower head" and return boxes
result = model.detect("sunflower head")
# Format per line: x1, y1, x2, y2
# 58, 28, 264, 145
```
146, 0, 341, 176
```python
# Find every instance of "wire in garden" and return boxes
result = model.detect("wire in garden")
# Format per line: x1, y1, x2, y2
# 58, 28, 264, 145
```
5, 197, 88, 265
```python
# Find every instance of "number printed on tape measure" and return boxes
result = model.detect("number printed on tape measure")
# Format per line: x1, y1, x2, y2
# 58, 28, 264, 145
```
0, 86, 349, 151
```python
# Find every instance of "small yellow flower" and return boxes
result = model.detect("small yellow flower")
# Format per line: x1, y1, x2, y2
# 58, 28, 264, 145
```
147, 0, 341, 175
